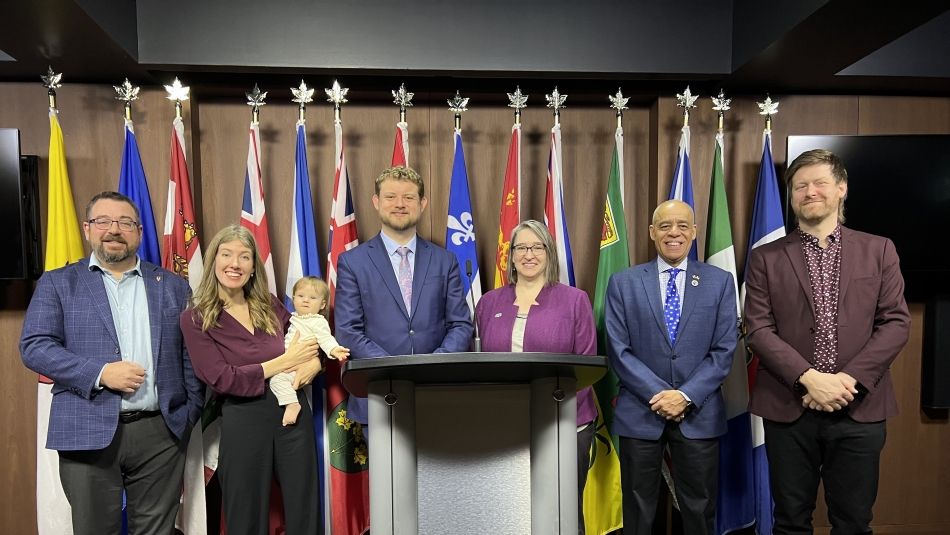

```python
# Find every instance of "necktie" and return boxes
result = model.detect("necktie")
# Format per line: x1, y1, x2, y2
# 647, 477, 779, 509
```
664, 268, 682, 345
396, 246, 412, 313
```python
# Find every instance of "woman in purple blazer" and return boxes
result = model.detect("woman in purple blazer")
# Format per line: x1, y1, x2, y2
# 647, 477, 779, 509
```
474, 219, 597, 534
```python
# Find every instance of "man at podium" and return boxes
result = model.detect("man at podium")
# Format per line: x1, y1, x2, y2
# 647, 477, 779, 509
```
335, 165, 473, 427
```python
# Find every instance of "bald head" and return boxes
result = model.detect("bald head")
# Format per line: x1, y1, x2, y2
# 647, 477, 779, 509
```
649, 200, 697, 266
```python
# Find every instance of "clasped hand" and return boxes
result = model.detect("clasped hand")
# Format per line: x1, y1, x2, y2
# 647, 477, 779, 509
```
650, 390, 688, 422
800, 369, 858, 412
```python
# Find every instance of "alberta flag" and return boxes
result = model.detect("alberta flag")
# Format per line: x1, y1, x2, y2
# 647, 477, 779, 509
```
118, 119, 160, 264
706, 131, 755, 535
668, 124, 698, 261
240, 120, 276, 295
543, 123, 575, 286
446, 129, 481, 313
745, 130, 785, 535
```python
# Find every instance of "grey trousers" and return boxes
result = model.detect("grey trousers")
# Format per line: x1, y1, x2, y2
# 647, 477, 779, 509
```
58, 413, 188, 535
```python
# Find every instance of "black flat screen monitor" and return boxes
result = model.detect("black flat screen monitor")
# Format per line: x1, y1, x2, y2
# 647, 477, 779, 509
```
786, 135, 950, 301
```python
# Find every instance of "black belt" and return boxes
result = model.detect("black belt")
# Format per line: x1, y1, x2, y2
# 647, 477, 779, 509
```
119, 410, 161, 424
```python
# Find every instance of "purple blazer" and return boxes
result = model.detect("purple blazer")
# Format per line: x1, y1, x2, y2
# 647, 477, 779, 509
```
475, 283, 598, 425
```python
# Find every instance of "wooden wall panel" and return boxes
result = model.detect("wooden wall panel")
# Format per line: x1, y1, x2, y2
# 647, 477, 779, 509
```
2, 83, 949, 534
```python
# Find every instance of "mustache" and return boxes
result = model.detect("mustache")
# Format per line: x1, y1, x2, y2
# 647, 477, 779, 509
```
102, 235, 128, 244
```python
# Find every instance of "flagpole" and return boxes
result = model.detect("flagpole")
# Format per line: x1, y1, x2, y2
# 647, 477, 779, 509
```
393, 83, 413, 124
165, 77, 189, 120
508, 86, 527, 126
448, 90, 469, 132
41, 66, 61, 111
326, 79, 348, 125
292, 80, 315, 123
546, 86, 566, 127
758, 94, 780, 133
246, 83, 267, 125
676, 85, 698, 128
114, 78, 140, 124
712, 89, 731, 134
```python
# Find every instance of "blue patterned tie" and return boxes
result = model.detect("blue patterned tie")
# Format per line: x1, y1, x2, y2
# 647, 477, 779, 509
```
396, 246, 412, 313
664, 268, 682, 345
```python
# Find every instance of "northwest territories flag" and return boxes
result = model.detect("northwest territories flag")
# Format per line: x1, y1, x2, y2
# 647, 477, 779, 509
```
543, 123, 575, 286
668, 123, 698, 261
118, 120, 160, 264
445, 129, 482, 313
745, 130, 785, 535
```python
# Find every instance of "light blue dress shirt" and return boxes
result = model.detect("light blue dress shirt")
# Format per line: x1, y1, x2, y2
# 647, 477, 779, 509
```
657, 257, 688, 313
379, 231, 417, 283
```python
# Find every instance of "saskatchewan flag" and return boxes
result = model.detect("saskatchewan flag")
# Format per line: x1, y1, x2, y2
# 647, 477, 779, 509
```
584, 125, 628, 535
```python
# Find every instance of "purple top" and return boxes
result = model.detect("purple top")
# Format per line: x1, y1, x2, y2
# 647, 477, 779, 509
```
181, 297, 291, 397
475, 283, 598, 425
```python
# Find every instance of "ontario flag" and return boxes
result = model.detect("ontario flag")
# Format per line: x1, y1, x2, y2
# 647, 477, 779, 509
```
240, 119, 276, 295
744, 129, 785, 535
668, 123, 698, 261
543, 123, 575, 286
494, 122, 520, 288
706, 131, 755, 535
37, 106, 84, 535
325, 118, 368, 535
161, 114, 210, 535
391, 120, 408, 167
118, 119, 161, 264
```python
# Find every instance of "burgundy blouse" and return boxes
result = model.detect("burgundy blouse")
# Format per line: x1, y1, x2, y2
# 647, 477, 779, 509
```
180, 298, 291, 397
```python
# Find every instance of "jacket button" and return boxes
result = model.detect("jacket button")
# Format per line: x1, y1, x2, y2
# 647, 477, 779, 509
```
114, 348, 120, 354
672, 354, 678, 360
409, 330, 415, 335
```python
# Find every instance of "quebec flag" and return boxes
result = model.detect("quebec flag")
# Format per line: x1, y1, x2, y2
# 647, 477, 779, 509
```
446, 129, 481, 314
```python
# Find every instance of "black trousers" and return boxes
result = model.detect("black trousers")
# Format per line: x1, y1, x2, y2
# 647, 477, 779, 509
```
59, 412, 188, 535
765, 411, 886, 535
577, 423, 596, 535
218, 388, 319, 535
619, 424, 719, 535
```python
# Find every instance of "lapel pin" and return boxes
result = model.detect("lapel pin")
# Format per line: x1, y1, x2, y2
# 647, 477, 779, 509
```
156, 276, 161, 282
691, 279, 699, 287
494, 312, 503, 318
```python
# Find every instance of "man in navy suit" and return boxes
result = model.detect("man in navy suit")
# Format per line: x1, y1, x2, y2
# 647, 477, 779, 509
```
605, 200, 737, 535
21, 191, 203, 535
335, 165, 473, 425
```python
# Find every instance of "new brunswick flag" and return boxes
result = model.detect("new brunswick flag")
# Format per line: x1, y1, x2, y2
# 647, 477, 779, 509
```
494, 122, 520, 288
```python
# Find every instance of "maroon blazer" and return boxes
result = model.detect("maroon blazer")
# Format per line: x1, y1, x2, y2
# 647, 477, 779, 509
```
745, 227, 910, 423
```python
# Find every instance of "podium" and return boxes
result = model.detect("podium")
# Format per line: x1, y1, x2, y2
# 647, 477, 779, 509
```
342, 352, 607, 535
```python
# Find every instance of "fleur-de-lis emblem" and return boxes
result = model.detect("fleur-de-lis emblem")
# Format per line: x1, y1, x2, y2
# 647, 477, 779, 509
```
447, 211, 476, 245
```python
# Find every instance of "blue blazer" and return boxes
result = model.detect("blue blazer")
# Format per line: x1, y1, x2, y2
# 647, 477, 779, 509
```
605, 259, 737, 440
20, 259, 204, 451
334, 233, 474, 423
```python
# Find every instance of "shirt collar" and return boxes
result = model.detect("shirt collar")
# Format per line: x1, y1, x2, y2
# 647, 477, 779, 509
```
798, 224, 842, 247
379, 231, 417, 257
88, 253, 143, 277
657, 256, 688, 275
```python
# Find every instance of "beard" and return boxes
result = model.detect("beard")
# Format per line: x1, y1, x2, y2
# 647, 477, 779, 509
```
95, 235, 135, 264
380, 211, 420, 232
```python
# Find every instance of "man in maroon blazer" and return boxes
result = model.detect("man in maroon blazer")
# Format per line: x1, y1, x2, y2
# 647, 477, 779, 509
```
745, 149, 910, 534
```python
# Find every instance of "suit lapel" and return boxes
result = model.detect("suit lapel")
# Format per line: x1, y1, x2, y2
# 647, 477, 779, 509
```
782, 234, 816, 313
142, 262, 163, 358
410, 238, 432, 320
639, 262, 670, 347
80, 262, 120, 348
838, 227, 854, 305
368, 234, 410, 318
676, 263, 700, 345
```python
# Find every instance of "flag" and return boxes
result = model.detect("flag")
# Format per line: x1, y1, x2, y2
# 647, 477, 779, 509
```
494, 122, 520, 288
37, 107, 84, 535
118, 120, 160, 264
585, 125, 628, 535
325, 119, 369, 535
240, 120, 276, 295
706, 132, 755, 534
161, 115, 210, 535
391, 120, 408, 167
282, 119, 331, 534
543, 123, 575, 286
445, 129, 482, 314
744, 130, 785, 535
668, 124, 698, 261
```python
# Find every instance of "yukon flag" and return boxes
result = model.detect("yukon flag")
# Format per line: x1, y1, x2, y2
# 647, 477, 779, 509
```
240, 120, 277, 295
586, 124, 628, 535
161, 114, 210, 535
325, 118, 369, 535
391, 120, 408, 167
745, 130, 785, 535
37, 107, 85, 535
118, 120, 160, 264
706, 131, 755, 535
668, 124, 698, 260
543, 123, 575, 286
283, 119, 330, 533
446, 129, 482, 312
494, 122, 520, 288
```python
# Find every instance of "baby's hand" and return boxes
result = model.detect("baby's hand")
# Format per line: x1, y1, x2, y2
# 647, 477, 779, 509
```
331, 346, 350, 362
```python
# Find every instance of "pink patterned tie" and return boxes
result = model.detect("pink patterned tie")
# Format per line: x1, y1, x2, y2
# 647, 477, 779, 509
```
396, 246, 412, 313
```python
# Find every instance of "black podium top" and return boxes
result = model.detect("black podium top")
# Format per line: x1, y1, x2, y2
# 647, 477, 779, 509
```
341, 352, 607, 397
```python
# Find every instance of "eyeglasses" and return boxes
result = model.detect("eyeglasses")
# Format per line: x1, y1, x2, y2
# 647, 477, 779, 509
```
512, 244, 546, 256
87, 217, 140, 232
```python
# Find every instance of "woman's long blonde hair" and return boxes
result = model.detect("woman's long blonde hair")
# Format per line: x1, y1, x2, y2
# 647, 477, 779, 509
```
189, 224, 280, 335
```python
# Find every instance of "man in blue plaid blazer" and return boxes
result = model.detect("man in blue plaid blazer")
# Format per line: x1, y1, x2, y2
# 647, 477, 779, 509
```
20, 191, 204, 535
